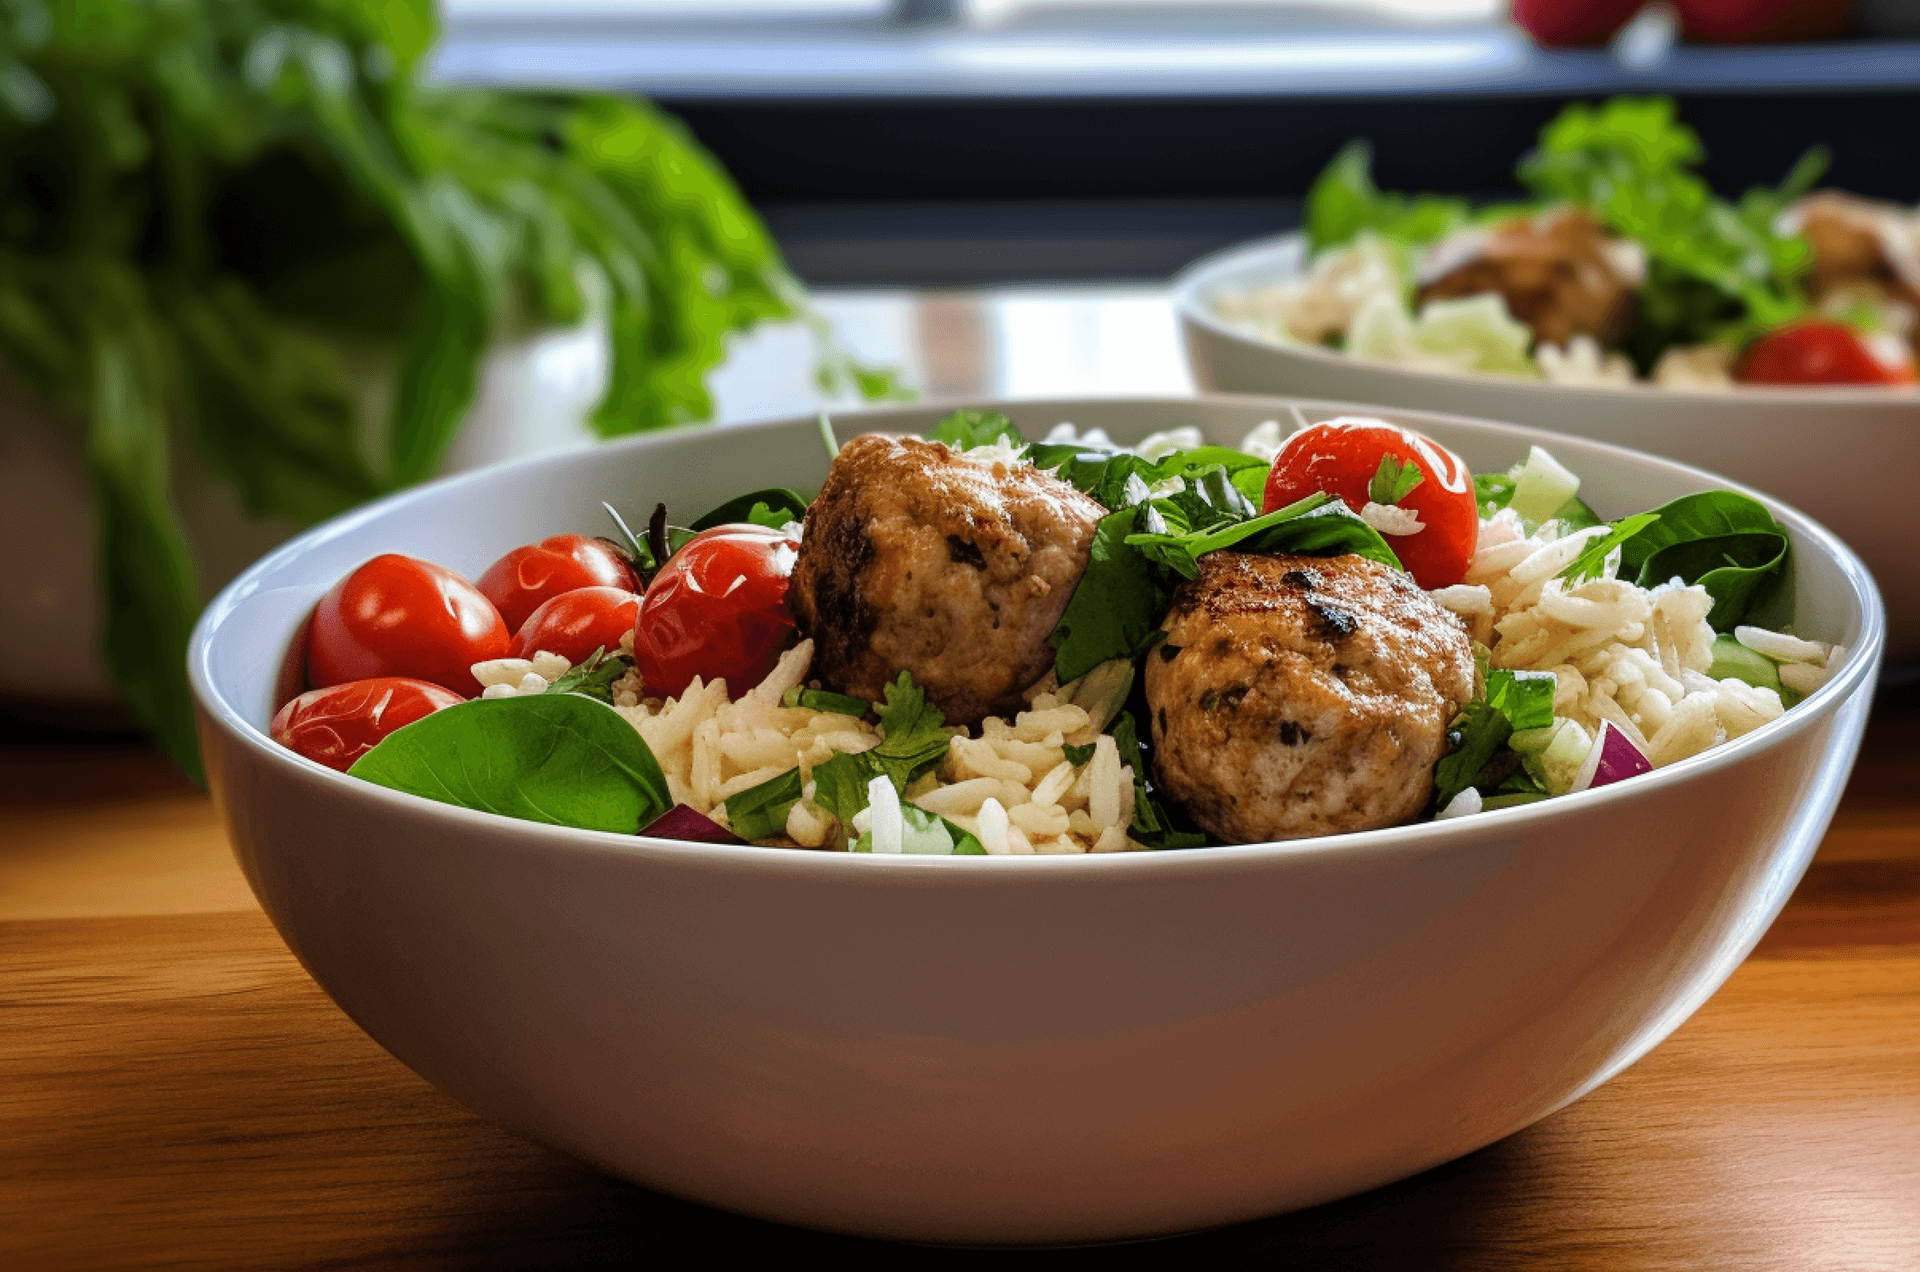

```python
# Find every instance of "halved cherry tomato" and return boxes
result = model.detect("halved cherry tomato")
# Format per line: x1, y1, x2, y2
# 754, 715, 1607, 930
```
308, 554, 509, 697
510, 586, 642, 664
1736, 321, 1917, 386
271, 677, 464, 772
476, 534, 638, 633
634, 524, 799, 699
1262, 418, 1480, 591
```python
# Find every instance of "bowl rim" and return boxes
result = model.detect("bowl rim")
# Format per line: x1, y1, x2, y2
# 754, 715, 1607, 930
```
188, 393, 1887, 880
1170, 230, 1920, 408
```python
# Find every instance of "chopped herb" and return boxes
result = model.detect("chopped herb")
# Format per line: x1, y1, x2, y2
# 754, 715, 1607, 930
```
808, 673, 952, 828
782, 687, 871, 717
545, 649, 627, 704
1368, 454, 1425, 506
1557, 514, 1660, 586
1433, 668, 1558, 806
1126, 493, 1401, 580
1062, 743, 1096, 767
932, 408, 1023, 450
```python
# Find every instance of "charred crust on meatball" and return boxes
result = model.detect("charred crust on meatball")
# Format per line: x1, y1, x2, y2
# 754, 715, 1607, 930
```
787, 432, 1105, 726
1144, 551, 1476, 844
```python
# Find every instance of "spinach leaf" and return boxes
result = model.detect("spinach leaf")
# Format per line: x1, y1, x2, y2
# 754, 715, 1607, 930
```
349, 694, 670, 833
1110, 711, 1208, 850
1616, 491, 1790, 630
1126, 494, 1401, 580
724, 767, 803, 841
690, 487, 810, 532
1305, 140, 1472, 255
1049, 506, 1168, 684
933, 408, 1023, 450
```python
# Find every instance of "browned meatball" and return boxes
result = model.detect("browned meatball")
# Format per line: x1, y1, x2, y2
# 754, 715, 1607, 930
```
1785, 192, 1920, 354
1416, 207, 1643, 349
788, 433, 1104, 726
1144, 552, 1475, 843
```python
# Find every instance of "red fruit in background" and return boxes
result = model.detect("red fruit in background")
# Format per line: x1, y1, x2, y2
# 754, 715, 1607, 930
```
1510, 0, 1645, 46
509, 586, 643, 664
1675, 0, 1855, 42
308, 554, 509, 697
271, 677, 464, 772
1736, 321, 1917, 385
634, 524, 800, 699
476, 534, 638, 633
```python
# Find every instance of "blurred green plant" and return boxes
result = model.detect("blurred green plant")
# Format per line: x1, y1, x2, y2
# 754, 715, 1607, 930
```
0, 0, 904, 779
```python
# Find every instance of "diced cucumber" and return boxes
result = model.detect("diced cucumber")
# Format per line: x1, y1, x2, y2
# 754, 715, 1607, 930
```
1519, 717, 1593, 795
1510, 446, 1582, 526
1708, 634, 1782, 692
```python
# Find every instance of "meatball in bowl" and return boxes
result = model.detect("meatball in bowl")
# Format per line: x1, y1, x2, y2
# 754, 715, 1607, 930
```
189, 396, 1880, 1245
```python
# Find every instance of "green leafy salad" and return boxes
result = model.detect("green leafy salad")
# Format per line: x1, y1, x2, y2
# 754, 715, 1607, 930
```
0, 0, 900, 779
1218, 96, 1918, 392
283, 408, 1834, 855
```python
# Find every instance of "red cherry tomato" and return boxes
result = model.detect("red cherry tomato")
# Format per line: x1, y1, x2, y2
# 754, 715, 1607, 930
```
476, 534, 638, 634
1263, 418, 1480, 591
509, 586, 643, 664
1510, 0, 1642, 46
308, 554, 509, 697
1674, 0, 1853, 44
271, 677, 464, 772
1736, 321, 1917, 386
634, 524, 799, 699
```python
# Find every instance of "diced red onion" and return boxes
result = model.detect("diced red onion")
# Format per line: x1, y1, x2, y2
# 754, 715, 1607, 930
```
1569, 721, 1652, 793
640, 804, 746, 845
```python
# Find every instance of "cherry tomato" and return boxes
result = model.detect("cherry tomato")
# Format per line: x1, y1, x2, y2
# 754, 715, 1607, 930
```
1674, 0, 1853, 44
510, 586, 643, 664
476, 534, 638, 633
308, 554, 509, 697
634, 524, 799, 699
1262, 418, 1479, 591
271, 677, 463, 772
1736, 321, 1917, 386
1510, 0, 1642, 46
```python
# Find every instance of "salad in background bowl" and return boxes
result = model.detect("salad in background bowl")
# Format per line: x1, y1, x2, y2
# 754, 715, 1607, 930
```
1211, 97, 1918, 392
1176, 101, 1920, 662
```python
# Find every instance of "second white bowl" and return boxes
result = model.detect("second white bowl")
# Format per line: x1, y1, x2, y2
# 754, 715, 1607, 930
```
1174, 233, 1920, 660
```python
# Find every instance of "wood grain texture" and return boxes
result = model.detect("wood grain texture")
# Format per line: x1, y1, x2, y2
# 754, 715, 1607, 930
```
2, 699, 1917, 1269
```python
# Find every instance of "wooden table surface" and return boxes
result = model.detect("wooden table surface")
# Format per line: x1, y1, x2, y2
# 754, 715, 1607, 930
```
4, 695, 1917, 1271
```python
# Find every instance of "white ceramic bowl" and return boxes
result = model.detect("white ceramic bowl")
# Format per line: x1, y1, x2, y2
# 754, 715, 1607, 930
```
1173, 234, 1920, 660
190, 396, 1883, 1245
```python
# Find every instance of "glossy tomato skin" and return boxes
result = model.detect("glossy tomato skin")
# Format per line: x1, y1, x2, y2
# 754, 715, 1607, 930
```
477, 534, 638, 633
271, 677, 464, 772
635, 524, 800, 699
1262, 419, 1480, 591
1674, 0, 1853, 43
308, 554, 509, 697
1510, 0, 1642, 46
1737, 322, 1916, 386
510, 586, 643, 664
